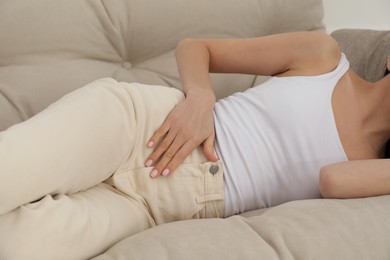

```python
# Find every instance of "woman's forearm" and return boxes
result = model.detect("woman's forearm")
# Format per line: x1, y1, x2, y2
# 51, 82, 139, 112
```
175, 39, 216, 105
320, 159, 390, 199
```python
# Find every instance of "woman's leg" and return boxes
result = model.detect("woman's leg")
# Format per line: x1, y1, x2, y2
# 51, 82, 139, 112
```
0, 78, 180, 259
0, 78, 137, 214
0, 78, 224, 259
0, 78, 202, 258
0, 183, 154, 260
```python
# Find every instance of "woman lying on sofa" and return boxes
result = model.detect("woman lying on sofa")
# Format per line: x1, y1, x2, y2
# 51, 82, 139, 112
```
0, 31, 389, 259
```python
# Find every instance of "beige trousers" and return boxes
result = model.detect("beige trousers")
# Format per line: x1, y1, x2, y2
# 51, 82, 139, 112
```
0, 78, 224, 260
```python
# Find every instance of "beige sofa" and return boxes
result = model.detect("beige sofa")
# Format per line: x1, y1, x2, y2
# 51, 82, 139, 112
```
1, 0, 390, 259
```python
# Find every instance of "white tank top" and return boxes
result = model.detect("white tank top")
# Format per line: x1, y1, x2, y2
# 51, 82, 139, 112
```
214, 54, 349, 217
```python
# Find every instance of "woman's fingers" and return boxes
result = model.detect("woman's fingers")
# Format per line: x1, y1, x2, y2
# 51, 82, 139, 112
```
150, 139, 196, 178
147, 132, 217, 178
147, 125, 195, 178
145, 128, 176, 168
147, 120, 171, 149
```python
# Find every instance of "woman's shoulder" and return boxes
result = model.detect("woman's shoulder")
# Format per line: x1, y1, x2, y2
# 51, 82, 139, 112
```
275, 32, 341, 78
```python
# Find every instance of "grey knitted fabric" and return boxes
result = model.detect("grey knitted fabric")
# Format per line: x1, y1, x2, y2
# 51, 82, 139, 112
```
332, 29, 390, 82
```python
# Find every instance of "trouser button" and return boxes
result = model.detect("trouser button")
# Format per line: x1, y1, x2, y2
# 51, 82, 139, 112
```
209, 164, 219, 175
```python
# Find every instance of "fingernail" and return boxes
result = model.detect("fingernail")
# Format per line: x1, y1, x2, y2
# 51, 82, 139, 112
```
147, 141, 154, 148
162, 169, 170, 176
150, 169, 158, 178
145, 159, 153, 167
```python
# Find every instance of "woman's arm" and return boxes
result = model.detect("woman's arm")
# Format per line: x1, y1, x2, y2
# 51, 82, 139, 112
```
320, 159, 390, 199
146, 31, 341, 178
179, 31, 341, 77
145, 40, 217, 178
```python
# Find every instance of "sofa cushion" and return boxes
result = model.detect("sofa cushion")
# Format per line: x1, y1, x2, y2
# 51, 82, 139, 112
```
93, 195, 390, 260
0, 0, 325, 131
331, 29, 390, 82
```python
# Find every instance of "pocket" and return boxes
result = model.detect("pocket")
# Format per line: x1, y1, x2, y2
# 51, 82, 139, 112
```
125, 163, 208, 225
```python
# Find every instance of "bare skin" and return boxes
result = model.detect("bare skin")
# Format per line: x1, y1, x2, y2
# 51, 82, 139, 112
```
321, 55, 390, 199
145, 31, 390, 199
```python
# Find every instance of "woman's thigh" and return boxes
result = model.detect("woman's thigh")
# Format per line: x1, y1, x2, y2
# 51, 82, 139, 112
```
0, 78, 184, 215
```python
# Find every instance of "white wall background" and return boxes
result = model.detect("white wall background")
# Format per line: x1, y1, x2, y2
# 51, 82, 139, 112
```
323, 0, 390, 33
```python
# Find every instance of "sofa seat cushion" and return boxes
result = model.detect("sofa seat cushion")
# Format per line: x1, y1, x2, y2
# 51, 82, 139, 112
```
93, 195, 390, 260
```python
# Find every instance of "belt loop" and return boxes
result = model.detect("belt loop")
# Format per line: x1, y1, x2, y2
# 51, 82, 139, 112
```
196, 194, 224, 204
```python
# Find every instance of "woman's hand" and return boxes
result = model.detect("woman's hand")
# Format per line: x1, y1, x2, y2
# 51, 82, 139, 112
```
145, 89, 218, 178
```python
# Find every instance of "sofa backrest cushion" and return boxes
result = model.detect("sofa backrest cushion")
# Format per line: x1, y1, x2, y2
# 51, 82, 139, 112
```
0, 0, 325, 130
